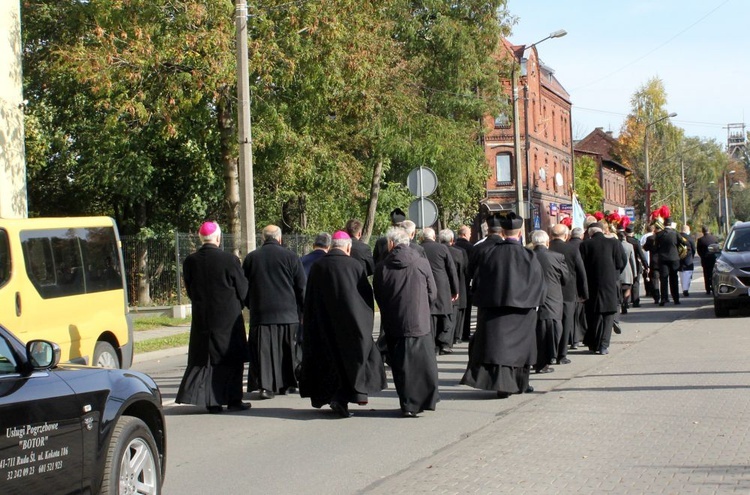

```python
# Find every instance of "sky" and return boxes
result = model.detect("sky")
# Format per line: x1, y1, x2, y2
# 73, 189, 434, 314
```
505, 0, 749, 146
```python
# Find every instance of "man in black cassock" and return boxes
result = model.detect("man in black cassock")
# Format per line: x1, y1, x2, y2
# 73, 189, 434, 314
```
176, 222, 250, 414
420, 227, 459, 355
300, 231, 386, 418
532, 230, 568, 372
439, 229, 469, 346
374, 227, 439, 418
461, 213, 545, 399
453, 225, 475, 342
579, 222, 627, 355
567, 227, 588, 348
696, 226, 719, 294
373, 208, 406, 264
345, 219, 375, 277
243, 224, 306, 399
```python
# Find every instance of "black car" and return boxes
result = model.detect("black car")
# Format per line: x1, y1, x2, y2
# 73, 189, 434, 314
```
712, 221, 750, 317
0, 324, 166, 494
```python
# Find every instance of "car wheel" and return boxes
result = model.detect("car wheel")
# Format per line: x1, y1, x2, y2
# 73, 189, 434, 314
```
714, 299, 730, 318
101, 416, 161, 495
94, 341, 120, 369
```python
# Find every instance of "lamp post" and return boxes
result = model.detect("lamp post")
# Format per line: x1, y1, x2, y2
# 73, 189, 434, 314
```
511, 29, 566, 236
723, 169, 736, 235
643, 112, 677, 215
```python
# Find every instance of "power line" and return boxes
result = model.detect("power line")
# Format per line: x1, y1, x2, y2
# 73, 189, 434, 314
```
571, 0, 731, 92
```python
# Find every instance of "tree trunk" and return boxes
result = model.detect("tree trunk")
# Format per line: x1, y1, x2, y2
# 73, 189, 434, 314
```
218, 94, 240, 256
362, 158, 383, 243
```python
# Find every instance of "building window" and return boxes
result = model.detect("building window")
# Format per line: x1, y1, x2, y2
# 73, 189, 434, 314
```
494, 113, 510, 128
495, 154, 512, 185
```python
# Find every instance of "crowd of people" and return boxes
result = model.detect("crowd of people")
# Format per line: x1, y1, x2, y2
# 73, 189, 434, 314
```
175, 206, 718, 417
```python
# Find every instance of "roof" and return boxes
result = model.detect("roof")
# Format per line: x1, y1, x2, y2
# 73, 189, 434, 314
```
574, 128, 630, 173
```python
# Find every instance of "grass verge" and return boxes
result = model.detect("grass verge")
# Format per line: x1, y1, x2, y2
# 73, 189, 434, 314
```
135, 332, 190, 354
133, 315, 191, 331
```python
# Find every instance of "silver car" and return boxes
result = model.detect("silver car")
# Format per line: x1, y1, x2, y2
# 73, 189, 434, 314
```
712, 221, 750, 317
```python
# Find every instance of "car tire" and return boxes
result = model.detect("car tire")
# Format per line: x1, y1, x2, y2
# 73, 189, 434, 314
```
101, 416, 162, 495
714, 299, 730, 318
94, 341, 120, 369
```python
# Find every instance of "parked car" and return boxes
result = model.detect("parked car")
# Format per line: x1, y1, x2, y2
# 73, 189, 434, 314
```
711, 221, 750, 317
0, 324, 166, 494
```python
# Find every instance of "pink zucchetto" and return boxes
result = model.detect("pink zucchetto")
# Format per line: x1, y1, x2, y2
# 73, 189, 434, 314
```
199, 221, 219, 236
332, 230, 350, 240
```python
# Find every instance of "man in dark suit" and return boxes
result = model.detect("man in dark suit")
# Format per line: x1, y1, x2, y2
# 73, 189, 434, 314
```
243, 225, 306, 399
654, 218, 684, 305
176, 221, 250, 414
300, 232, 331, 277
439, 229, 469, 345
420, 227, 459, 354
453, 225, 475, 342
345, 219, 375, 276
532, 230, 568, 372
624, 224, 648, 307
566, 226, 587, 348
549, 224, 588, 364
579, 222, 627, 355
696, 226, 719, 294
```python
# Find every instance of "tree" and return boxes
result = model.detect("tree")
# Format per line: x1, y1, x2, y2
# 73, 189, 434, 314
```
615, 77, 681, 219
573, 155, 603, 213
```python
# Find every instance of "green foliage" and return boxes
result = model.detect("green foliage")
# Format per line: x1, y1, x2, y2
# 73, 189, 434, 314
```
22, 0, 512, 235
573, 155, 603, 212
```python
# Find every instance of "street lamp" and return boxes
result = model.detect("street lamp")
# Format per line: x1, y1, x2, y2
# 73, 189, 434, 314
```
723, 169, 736, 235
643, 112, 677, 215
510, 29, 566, 237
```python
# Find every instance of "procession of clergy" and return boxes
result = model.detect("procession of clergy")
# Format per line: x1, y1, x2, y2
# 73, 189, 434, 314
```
175, 205, 684, 418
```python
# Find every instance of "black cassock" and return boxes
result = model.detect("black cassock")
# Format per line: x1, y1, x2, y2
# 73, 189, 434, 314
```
461, 238, 545, 394
176, 244, 248, 408
300, 250, 386, 408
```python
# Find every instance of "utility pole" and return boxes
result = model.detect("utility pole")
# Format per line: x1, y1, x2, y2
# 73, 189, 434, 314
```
236, 0, 256, 254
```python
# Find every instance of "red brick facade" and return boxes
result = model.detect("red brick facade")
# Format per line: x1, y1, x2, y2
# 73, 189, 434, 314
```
573, 127, 630, 212
480, 39, 574, 232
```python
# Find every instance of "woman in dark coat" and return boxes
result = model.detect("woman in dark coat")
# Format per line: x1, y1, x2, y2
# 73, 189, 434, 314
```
374, 228, 439, 418
176, 222, 250, 414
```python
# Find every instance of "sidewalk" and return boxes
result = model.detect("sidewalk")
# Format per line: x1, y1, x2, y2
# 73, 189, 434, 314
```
361, 296, 750, 494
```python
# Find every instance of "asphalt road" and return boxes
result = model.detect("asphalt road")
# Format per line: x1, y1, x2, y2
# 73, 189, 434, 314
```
133, 276, 750, 494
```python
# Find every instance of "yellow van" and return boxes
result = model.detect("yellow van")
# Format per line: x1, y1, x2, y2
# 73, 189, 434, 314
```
0, 216, 133, 368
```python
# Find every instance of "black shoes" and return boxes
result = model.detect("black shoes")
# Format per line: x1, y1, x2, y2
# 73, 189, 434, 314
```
613, 322, 622, 335
207, 406, 223, 414
227, 402, 251, 412
496, 391, 510, 399
558, 357, 571, 365
535, 366, 554, 374
683, 290, 690, 297
279, 387, 297, 395
330, 401, 352, 418
525, 385, 534, 393
674, 300, 681, 305
402, 410, 418, 418
659, 301, 666, 307
258, 389, 275, 400
438, 347, 453, 355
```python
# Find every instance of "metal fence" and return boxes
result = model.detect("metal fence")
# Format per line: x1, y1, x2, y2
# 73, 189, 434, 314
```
121, 232, 317, 307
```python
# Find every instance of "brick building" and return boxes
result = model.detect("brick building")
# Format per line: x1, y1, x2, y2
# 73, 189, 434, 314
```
573, 127, 630, 213
478, 38, 574, 236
